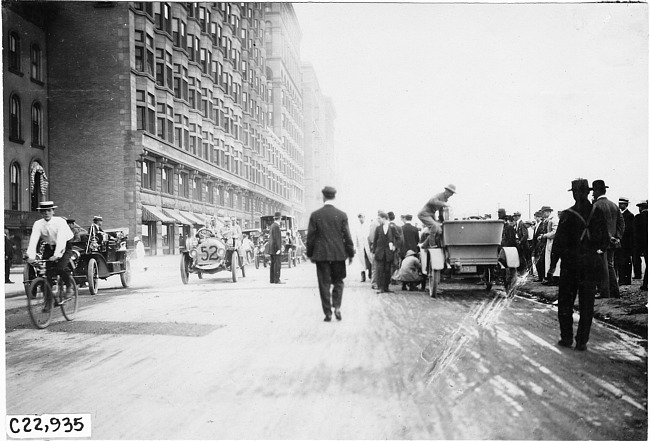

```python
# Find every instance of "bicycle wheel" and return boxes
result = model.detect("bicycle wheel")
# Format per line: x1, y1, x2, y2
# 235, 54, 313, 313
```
27, 278, 52, 329
59, 277, 79, 321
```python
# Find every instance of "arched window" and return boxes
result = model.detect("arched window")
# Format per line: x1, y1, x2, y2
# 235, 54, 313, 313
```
9, 94, 21, 141
10, 163, 21, 211
30, 44, 42, 81
31, 102, 42, 146
9, 33, 20, 71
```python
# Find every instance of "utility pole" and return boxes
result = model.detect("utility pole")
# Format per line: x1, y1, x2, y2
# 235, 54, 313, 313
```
527, 193, 532, 219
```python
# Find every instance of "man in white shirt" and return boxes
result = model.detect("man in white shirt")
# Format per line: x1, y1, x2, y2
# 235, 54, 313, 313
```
26, 201, 74, 295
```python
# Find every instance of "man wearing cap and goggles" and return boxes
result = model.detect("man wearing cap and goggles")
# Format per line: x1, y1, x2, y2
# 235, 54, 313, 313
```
417, 184, 456, 244
26, 201, 75, 297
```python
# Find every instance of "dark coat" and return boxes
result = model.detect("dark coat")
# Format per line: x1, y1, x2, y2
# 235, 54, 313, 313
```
401, 223, 420, 255
621, 209, 635, 251
371, 223, 399, 262
532, 219, 547, 255
501, 223, 517, 248
5, 234, 14, 260
515, 220, 529, 248
306, 204, 355, 262
269, 222, 283, 255
635, 210, 648, 255
594, 196, 625, 241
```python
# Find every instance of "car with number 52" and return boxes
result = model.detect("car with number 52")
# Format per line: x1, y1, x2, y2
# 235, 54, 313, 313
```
180, 227, 246, 284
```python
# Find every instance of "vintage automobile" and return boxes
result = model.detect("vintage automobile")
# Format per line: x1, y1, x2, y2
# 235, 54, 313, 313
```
23, 226, 131, 295
180, 227, 246, 284
259, 215, 299, 267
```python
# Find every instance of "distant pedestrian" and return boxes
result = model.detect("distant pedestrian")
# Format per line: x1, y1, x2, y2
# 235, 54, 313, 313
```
592, 180, 624, 298
353, 214, 371, 282
5, 228, 14, 283
634, 200, 648, 291
401, 215, 420, 257
534, 208, 551, 282
387, 211, 403, 282
512, 211, 530, 275
367, 211, 380, 289
541, 207, 560, 286
554, 179, 609, 351
372, 212, 400, 293
269, 212, 284, 284
616, 197, 634, 286
306, 187, 355, 322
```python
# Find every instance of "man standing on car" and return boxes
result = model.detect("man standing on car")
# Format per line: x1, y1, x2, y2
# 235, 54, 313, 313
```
26, 201, 74, 298
269, 212, 284, 284
306, 186, 355, 322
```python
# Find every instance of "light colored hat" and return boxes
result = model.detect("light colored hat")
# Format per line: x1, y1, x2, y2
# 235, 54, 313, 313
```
619, 197, 630, 204
93, 215, 103, 221
445, 184, 457, 193
134, 237, 141, 242
405, 250, 417, 257
37, 201, 57, 210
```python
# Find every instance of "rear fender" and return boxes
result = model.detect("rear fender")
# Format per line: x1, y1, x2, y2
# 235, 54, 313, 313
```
499, 247, 520, 268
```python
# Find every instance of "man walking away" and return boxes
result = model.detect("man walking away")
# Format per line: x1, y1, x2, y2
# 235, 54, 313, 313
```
269, 212, 284, 284
554, 179, 609, 351
592, 180, 624, 298
306, 187, 355, 322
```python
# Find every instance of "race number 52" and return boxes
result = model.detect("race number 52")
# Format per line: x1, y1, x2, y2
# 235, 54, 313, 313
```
6, 414, 91, 439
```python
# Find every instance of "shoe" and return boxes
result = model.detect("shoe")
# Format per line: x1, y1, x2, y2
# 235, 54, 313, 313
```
382, 289, 393, 293
276, 281, 286, 284
575, 343, 587, 351
595, 294, 610, 299
371, 284, 377, 289
557, 340, 572, 348
361, 272, 366, 282
334, 309, 342, 321
65, 287, 74, 299
323, 316, 332, 322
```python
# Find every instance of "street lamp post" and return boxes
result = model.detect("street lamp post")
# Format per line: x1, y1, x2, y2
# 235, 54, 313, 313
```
527, 193, 532, 219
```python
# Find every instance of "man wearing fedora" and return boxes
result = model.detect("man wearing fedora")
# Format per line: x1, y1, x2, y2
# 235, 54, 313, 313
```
634, 200, 648, 291
417, 184, 456, 242
26, 201, 75, 299
306, 186, 355, 321
592, 180, 624, 298
269, 211, 284, 284
553, 179, 609, 351
616, 197, 635, 286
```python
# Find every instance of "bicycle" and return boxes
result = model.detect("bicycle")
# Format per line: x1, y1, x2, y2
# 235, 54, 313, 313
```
25, 255, 79, 329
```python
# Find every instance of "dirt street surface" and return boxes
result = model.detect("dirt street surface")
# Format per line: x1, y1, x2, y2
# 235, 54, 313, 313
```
5, 256, 648, 439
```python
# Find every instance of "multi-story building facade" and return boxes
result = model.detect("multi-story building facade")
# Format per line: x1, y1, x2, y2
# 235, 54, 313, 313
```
4, 2, 310, 257
302, 62, 337, 216
264, 3, 305, 225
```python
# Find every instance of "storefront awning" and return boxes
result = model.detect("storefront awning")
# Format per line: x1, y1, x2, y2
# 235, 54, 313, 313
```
142, 205, 175, 223
163, 209, 191, 226
180, 210, 206, 226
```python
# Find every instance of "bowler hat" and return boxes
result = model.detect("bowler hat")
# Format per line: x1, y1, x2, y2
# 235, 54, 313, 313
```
591, 180, 608, 191
37, 201, 57, 210
445, 184, 457, 193
619, 197, 630, 204
274, 211, 282, 218
637, 200, 648, 208
66, 218, 76, 224
513, 211, 521, 217
568, 178, 590, 193
540, 206, 553, 212
405, 214, 413, 221
321, 186, 336, 198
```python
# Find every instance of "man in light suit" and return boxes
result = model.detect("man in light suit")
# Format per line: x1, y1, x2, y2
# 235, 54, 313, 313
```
353, 214, 371, 282
592, 180, 624, 298
306, 187, 355, 322
616, 197, 635, 286
269, 212, 284, 284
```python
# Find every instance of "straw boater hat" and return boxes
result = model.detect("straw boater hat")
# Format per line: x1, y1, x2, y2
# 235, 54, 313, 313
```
37, 201, 57, 210
93, 215, 103, 222
618, 197, 630, 205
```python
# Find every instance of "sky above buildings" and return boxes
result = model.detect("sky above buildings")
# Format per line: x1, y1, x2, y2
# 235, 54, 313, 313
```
293, 2, 648, 220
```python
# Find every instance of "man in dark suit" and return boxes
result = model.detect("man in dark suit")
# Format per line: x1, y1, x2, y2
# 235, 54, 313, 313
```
269, 212, 283, 284
5, 228, 14, 283
634, 200, 648, 291
512, 211, 530, 275
534, 207, 551, 282
592, 180, 624, 298
372, 212, 400, 293
387, 211, 403, 283
306, 186, 355, 322
554, 179, 609, 351
616, 197, 635, 285
401, 215, 420, 257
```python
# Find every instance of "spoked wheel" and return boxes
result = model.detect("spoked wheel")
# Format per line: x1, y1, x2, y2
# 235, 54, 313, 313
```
231, 251, 239, 282
87, 258, 99, 295
120, 259, 131, 288
429, 270, 440, 298
27, 278, 52, 329
484, 266, 493, 291
180, 254, 190, 285
59, 277, 79, 321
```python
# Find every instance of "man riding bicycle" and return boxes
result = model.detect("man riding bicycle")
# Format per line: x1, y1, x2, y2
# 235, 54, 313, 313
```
26, 201, 75, 301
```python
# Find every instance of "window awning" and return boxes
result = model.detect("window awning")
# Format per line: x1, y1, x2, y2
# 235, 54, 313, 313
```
163, 209, 191, 226
180, 210, 206, 226
142, 205, 175, 223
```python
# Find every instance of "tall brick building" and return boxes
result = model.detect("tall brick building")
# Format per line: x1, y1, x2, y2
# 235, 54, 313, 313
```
3, 2, 330, 257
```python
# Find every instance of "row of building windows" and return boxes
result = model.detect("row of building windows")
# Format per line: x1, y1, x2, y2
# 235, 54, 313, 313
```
7, 94, 44, 147
7, 32, 44, 83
